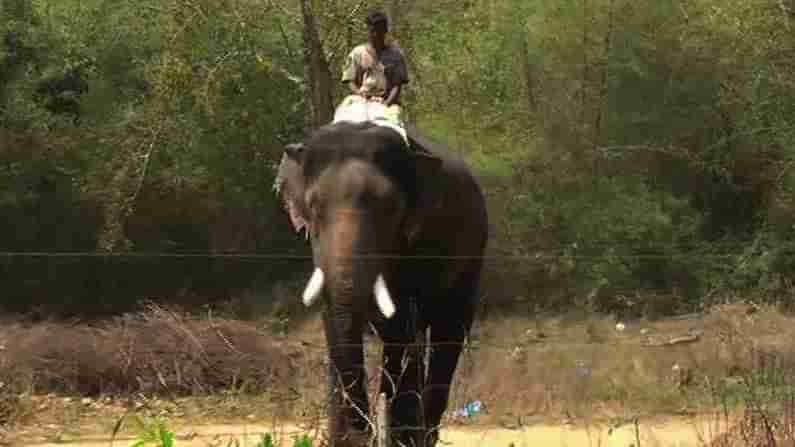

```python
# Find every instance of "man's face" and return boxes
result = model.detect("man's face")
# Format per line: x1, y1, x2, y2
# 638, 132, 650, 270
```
368, 22, 387, 46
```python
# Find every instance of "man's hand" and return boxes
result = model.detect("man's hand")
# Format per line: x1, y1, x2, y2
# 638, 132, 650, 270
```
384, 84, 401, 107
356, 86, 373, 100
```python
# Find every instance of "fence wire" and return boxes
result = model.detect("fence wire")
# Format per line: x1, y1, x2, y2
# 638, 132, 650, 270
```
0, 250, 749, 259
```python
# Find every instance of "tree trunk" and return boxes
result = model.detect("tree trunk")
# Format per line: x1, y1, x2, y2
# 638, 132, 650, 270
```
376, 392, 390, 447
300, 0, 334, 133
387, 0, 400, 30
386, 0, 419, 123
520, 36, 538, 114
593, 0, 615, 178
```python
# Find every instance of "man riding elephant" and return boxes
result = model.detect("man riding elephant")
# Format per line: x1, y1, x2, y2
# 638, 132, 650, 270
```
338, 11, 409, 131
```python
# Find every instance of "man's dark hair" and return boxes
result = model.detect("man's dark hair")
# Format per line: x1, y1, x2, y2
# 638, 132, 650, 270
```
366, 11, 389, 29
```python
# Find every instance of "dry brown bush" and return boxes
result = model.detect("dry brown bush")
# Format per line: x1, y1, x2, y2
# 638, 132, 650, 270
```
0, 304, 296, 397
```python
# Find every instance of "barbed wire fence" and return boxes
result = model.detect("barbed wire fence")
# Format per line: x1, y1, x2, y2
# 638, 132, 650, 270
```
0, 249, 788, 446
206, 311, 766, 447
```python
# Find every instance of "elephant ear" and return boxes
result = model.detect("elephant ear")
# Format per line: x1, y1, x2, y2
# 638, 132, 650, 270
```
403, 152, 444, 244
273, 143, 310, 239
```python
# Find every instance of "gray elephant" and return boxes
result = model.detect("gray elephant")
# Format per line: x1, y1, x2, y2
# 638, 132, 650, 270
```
274, 121, 488, 447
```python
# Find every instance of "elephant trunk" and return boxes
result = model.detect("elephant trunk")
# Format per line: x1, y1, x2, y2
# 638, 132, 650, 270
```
306, 211, 398, 443
324, 299, 370, 440
321, 227, 382, 443
301, 210, 396, 318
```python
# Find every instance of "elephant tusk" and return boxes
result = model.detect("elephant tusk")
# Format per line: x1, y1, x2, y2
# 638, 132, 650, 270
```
373, 274, 396, 319
302, 268, 325, 307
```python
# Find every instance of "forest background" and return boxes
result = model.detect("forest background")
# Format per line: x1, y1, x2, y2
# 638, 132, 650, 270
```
2, 0, 795, 322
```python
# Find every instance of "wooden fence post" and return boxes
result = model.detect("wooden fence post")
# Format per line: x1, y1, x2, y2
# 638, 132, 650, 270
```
376, 392, 390, 447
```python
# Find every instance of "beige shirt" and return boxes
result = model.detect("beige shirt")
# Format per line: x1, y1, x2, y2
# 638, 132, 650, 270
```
341, 43, 409, 100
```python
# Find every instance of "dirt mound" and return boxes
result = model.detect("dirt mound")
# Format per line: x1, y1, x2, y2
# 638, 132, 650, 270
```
0, 305, 295, 396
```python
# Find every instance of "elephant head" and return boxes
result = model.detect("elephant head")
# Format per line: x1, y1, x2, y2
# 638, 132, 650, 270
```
275, 121, 442, 318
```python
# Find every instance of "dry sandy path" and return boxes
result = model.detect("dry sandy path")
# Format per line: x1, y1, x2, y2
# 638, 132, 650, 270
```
21, 417, 726, 447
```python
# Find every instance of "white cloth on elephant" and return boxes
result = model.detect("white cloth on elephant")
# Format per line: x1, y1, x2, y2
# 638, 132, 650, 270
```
332, 95, 409, 146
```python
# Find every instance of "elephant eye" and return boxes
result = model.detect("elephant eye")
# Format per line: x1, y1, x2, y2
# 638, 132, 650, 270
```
377, 194, 402, 216
304, 192, 316, 212
306, 190, 324, 216
357, 190, 376, 208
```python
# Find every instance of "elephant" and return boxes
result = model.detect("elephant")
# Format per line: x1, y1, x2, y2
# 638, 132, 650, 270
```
274, 120, 489, 447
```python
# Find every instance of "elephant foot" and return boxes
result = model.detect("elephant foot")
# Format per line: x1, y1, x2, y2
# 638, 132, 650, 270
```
390, 428, 428, 447
332, 428, 372, 447
424, 427, 440, 447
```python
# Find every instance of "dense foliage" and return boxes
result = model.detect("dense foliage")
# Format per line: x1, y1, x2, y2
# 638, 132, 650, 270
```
2, 0, 794, 319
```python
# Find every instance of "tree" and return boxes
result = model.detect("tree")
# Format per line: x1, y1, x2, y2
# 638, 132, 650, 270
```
300, 0, 334, 131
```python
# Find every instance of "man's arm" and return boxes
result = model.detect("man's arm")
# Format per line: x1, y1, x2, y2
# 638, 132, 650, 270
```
385, 47, 409, 106
384, 84, 401, 106
342, 48, 363, 95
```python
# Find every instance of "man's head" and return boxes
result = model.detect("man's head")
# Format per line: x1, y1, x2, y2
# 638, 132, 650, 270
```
366, 11, 388, 49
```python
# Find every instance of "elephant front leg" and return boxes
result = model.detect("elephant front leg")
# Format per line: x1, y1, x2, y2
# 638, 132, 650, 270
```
422, 281, 478, 447
324, 308, 371, 447
377, 307, 427, 447
422, 323, 468, 447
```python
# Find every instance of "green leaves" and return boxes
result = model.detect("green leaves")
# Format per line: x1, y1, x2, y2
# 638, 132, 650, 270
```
122, 418, 315, 447
0, 0, 308, 315
128, 416, 176, 447
3, 0, 795, 318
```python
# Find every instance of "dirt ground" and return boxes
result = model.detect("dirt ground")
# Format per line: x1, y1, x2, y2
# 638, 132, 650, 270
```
14, 415, 729, 447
